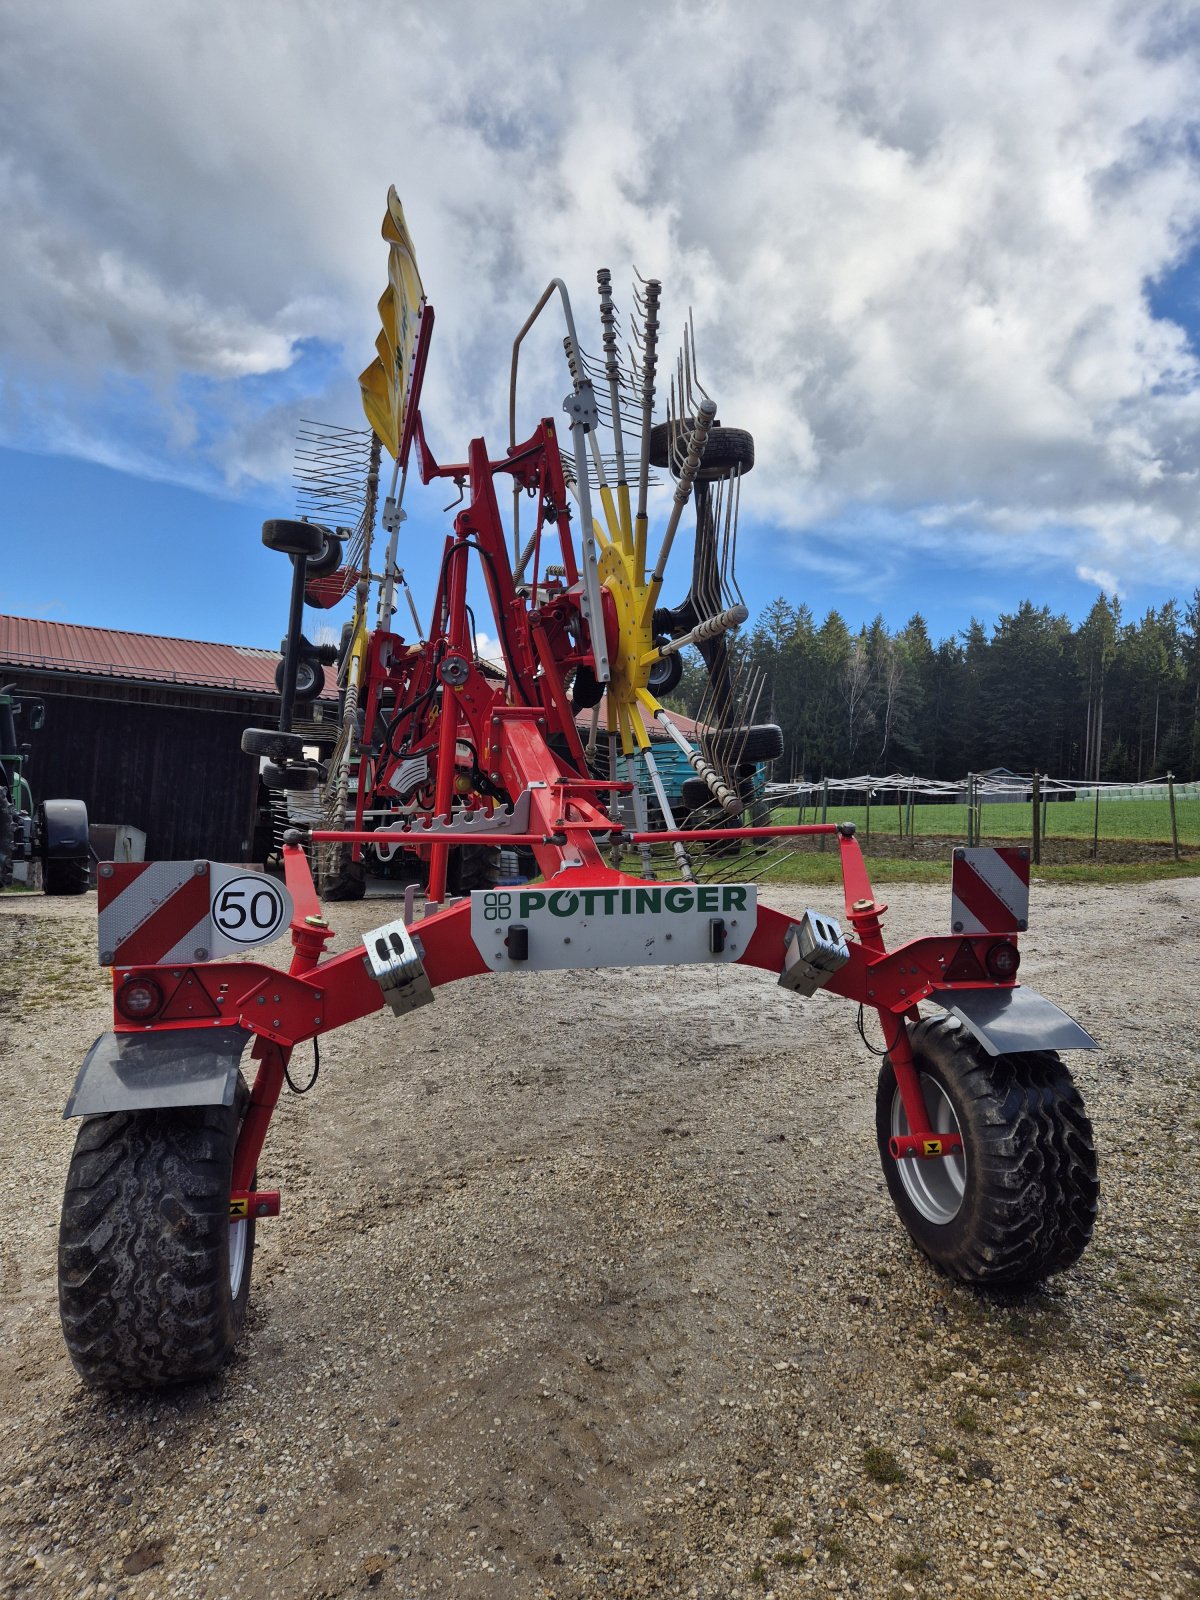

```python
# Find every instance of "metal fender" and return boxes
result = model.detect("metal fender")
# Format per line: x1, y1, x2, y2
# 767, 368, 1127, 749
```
38, 798, 90, 859
64, 1026, 252, 1118
929, 985, 1099, 1057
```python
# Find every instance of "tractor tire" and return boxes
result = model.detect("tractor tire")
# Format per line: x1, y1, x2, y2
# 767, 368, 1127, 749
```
875, 1014, 1098, 1288
44, 857, 89, 895
706, 723, 784, 764
322, 856, 366, 901
447, 845, 500, 896
58, 1094, 255, 1388
0, 791, 13, 889
647, 422, 755, 481
261, 518, 325, 557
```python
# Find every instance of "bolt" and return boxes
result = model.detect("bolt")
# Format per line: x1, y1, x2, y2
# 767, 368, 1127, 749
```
273, 1019, 281, 1027
99, 949, 114, 965
257, 996, 266, 1005
194, 947, 209, 961
272, 994, 280, 1002
193, 861, 209, 876
852, 898, 874, 912
99, 864, 114, 879
314, 1016, 322, 1026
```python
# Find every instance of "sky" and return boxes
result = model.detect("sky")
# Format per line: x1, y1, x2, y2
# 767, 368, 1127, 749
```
2, 0, 1199, 654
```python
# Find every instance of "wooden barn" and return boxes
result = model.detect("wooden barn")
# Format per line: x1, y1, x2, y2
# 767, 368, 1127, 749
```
0, 615, 334, 863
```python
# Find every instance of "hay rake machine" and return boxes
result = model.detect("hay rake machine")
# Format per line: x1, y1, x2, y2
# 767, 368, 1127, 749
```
57, 191, 1099, 1389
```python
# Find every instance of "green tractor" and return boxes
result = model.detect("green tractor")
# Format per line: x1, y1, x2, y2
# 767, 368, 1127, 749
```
0, 684, 90, 894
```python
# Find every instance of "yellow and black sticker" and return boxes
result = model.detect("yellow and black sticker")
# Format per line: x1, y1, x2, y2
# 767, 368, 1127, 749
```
922, 1139, 943, 1157
229, 1197, 248, 1218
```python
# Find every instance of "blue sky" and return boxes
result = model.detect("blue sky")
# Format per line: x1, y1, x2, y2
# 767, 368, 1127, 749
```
2, 1, 1199, 655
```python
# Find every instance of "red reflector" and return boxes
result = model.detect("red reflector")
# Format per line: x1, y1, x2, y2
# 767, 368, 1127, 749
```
943, 940, 988, 984
985, 940, 1021, 980
116, 976, 164, 1021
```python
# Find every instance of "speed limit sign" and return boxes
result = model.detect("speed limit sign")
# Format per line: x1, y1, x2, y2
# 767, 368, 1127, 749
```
209, 871, 291, 949
97, 861, 294, 966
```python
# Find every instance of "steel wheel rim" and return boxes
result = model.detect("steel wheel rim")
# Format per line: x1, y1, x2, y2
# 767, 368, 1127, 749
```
229, 1218, 248, 1296
891, 1073, 967, 1225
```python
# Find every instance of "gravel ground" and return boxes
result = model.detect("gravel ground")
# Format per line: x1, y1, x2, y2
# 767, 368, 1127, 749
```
0, 876, 1197, 1600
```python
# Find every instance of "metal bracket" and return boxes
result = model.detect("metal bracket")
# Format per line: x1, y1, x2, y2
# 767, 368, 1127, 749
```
373, 789, 534, 840
778, 909, 851, 998
362, 919, 434, 1017
562, 381, 600, 434
381, 496, 406, 534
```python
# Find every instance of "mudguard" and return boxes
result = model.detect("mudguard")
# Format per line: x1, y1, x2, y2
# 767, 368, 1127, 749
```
39, 799, 90, 859
64, 1026, 252, 1118
929, 984, 1099, 1057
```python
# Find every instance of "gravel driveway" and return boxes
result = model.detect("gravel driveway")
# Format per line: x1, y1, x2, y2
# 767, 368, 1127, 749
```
1, 876, 1196, 1600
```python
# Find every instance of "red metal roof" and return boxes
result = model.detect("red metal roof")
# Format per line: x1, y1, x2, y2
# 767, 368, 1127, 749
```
0, 614, 332, 698
0, 615, 700, 736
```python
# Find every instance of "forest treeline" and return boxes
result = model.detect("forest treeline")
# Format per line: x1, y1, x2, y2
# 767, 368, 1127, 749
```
669, 591, 1200, 783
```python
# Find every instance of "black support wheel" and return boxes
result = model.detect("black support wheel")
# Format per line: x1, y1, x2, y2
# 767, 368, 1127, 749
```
875, 1013, 1097, 1288
58, 1093, 255, 1388
44, 857, 90, 895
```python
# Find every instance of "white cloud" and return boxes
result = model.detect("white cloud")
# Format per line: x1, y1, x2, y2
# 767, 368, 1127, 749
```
0, 0, 1198, 599
1076, 565, 1123, 596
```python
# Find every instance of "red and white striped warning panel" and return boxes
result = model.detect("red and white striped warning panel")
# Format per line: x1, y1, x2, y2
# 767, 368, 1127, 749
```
950, 847, 1030, 935
97, 861, 293, 968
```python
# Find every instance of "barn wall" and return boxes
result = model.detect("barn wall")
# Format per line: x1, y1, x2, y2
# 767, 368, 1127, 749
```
9, 676, 264, 861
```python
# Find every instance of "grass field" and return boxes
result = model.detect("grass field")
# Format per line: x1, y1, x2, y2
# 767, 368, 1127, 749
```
774, 796, 1200, 848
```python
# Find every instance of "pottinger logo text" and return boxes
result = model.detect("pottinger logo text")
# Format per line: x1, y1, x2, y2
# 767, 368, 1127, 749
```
479, 885, 751, 921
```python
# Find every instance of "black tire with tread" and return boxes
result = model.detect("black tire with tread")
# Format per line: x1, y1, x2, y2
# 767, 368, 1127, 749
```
705, 723, 784, 764
447, 844, 500, 896
58, 1095, 255, 1388
0, 791, 13, 888
44, 857, 89, 895
647, 422, 755, 479
261, 518, 325, 557
241, 727, 308, 760
875, 1014, 1098, 1288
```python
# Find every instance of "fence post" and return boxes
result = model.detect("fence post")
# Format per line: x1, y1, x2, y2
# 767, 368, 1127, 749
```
1092, 784, 1101, 860
1031, 771, 1041, 866
1168, 772, 1180, 860
819, 777, 829, 852
966, 772, 974, 847
905, 780, 914, 841
865, 786, 872, 850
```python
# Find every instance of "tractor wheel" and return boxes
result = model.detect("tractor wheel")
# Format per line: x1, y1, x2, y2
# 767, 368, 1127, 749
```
58, 1094, 255, 1388
0, 791, 13, 888
322, 855, 366, 901
647, 422, 755, 480
875, 1015, 1098, 1288
447, 844, 499, 895
44, 857, 89, 895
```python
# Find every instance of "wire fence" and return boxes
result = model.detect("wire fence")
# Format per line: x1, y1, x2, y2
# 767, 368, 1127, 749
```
767, 772, 1200, 863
